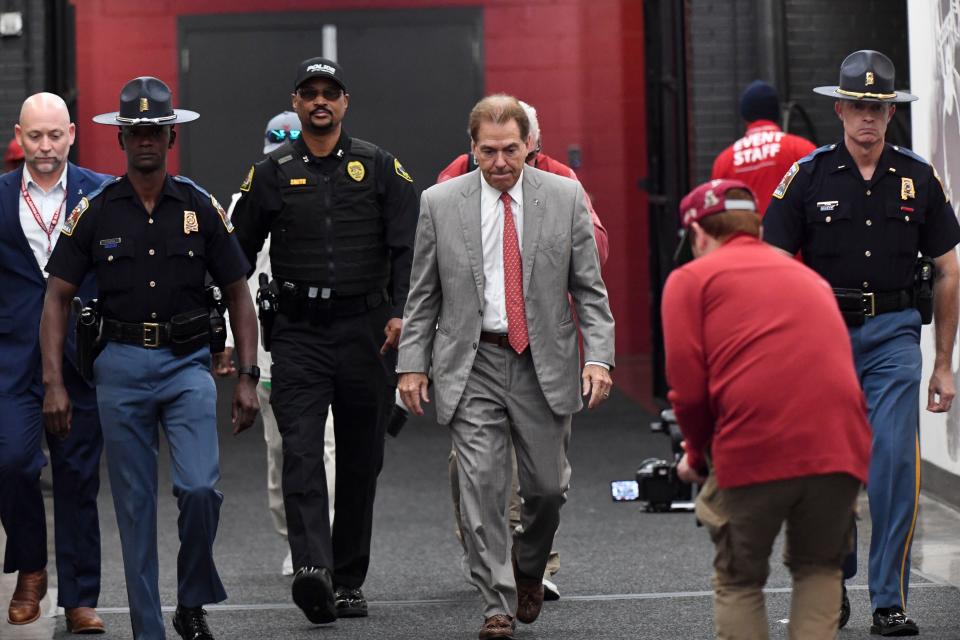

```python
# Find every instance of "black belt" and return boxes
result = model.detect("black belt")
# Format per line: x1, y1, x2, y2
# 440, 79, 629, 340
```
833, 288, 913, 317
102, 318, 173, 348
276, 282, 387, 319
479, 331, 511, 347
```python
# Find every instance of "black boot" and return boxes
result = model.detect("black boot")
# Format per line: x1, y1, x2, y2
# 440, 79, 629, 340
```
870, 607, 919, 636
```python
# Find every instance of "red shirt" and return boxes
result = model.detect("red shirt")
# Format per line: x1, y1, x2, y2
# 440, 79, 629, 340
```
711, 121, 816, 214
436, 152, 609, 266
661, 235, 871, 489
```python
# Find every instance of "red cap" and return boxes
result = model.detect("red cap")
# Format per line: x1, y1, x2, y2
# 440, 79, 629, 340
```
679, 179, 757, 228
4, 137, 23, 163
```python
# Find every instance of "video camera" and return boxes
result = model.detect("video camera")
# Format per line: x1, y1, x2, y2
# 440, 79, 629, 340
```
635, 408, 696, 512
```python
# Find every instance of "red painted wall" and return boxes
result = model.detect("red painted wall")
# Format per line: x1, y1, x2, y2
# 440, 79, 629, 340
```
72, 0, 650, 362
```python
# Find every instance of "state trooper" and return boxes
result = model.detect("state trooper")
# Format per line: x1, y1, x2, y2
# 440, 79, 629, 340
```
764, 50, 960, 637
39, 76, 260, 640
231, 57, 418, 624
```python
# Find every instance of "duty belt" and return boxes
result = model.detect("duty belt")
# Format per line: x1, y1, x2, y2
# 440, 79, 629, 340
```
102, 318, 172, 348
276, 281, 387, 320
832, 288, 913, 327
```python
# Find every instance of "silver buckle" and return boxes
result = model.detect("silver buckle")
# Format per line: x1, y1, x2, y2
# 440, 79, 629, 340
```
143, 323, 160, 348
862, 293, 876, 318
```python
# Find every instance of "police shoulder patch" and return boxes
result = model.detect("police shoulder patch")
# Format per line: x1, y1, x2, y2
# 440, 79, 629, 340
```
394, 158, 413, 183
61, 197, 89, 237
772, 163, 800, 200
933, 166, 950, 203
60, 176, 118, 237
211, 195, 234, 233
240, 165, 254, 192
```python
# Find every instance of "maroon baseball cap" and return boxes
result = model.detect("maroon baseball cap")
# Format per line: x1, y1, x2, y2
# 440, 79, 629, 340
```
674, 179, 758, 263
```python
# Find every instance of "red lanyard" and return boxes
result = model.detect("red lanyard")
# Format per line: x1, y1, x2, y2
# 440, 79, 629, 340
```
21, 176, 67, 254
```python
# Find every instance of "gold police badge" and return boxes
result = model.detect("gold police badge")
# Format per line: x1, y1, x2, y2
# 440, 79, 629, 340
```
61, 197, 89, 237
347, 161, 365, 182
184, 211, 199, 234
901, 177, 916, 201
139, 98, 149, 113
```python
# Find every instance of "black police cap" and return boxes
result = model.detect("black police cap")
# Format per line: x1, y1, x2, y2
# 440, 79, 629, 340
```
294, 57, 347, 92
813, 50, 917, 103
92, 76, 199, 126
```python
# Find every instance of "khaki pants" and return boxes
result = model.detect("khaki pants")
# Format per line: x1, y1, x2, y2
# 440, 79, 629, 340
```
695, 472, 859, 640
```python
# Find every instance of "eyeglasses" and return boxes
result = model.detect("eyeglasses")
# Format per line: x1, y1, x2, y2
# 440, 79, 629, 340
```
296, 86, 343, 102
266, 129, 301, 143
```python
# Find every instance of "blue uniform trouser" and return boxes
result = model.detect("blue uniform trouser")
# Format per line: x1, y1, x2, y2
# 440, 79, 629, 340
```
844, 309, 922, 611
0, 363, 102, 608
95, 343, 226, 640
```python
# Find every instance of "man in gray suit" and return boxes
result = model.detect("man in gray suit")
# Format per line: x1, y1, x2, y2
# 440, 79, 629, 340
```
398, 94, 614, 640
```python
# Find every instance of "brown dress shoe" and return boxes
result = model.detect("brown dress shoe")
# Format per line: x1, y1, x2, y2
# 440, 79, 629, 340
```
515, 576, 545, 624
510, 548, 544, 624
479, 614, 515, 639
65, 607, 105, 634
7, 569, 47, 625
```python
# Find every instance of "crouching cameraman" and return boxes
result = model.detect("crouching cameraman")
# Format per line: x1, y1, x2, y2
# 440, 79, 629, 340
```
661, 179, 872, 639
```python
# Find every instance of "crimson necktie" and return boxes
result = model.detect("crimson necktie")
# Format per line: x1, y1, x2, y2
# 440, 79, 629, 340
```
501, 192, 529, 353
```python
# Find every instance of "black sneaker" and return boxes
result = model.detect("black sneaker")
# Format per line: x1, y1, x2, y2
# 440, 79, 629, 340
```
839, 584, 850, 629
292, 567, 337, 624
334, 586, 369, 618
870, 607, 919, 636
172, 605, 214, 640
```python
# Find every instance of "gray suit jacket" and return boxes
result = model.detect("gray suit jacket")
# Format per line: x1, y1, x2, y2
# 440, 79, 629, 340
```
398, 167, 615, 424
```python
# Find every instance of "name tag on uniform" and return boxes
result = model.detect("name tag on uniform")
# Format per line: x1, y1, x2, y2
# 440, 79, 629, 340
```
289, 178, 307, 186
817, 200, 839, 212
99, 237, 121, 248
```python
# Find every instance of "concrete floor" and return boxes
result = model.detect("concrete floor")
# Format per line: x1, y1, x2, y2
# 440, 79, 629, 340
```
2, 382, 960, 639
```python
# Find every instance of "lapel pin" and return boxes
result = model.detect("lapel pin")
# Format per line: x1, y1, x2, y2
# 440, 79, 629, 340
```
533, 198, 540, 206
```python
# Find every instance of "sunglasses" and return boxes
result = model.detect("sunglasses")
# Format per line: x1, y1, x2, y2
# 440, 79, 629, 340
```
266, 129, 301, 143
296, 86, 343, 102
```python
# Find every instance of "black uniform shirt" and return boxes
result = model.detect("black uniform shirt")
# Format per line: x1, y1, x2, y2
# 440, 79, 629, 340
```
231, 132, 418, 317
763, 141, 960, 291
48, 175, 250, 323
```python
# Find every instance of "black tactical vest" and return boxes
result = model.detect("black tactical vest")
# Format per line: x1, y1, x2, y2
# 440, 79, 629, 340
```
267, 138, 388, 295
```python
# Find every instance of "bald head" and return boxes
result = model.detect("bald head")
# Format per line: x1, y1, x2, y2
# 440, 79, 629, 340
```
15, 92, 75, 187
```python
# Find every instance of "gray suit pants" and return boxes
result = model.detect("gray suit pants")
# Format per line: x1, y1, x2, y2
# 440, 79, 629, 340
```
450, 342, 571, 618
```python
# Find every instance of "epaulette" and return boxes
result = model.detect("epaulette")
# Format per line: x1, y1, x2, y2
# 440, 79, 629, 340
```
797, 143, 837, 165
173, 174, 211, 197
890, 145, 930, 165
173, 175, 233, 232
61, 176, 121, 237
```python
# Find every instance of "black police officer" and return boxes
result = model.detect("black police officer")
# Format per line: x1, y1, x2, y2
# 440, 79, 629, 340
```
39, 76, 260, 640
231, 57, 418, 623
764, 50, 960, 636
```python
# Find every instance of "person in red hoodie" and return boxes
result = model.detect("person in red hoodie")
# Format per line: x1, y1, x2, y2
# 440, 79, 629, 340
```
711, 81, 815, 214
661, 179, 871, 639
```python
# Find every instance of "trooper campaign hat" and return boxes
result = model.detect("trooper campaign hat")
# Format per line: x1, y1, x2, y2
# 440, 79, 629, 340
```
812, 50, 917, 103
673, 179, 758, 263
93, 76, 199, 126
294, 57, 347, 92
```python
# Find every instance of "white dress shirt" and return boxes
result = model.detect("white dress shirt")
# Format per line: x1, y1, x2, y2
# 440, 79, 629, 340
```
19, 166, 68, 275
479, 171, 524, 333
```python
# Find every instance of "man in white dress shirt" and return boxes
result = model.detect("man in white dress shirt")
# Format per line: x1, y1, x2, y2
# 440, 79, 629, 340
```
0, 93, 111, 633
